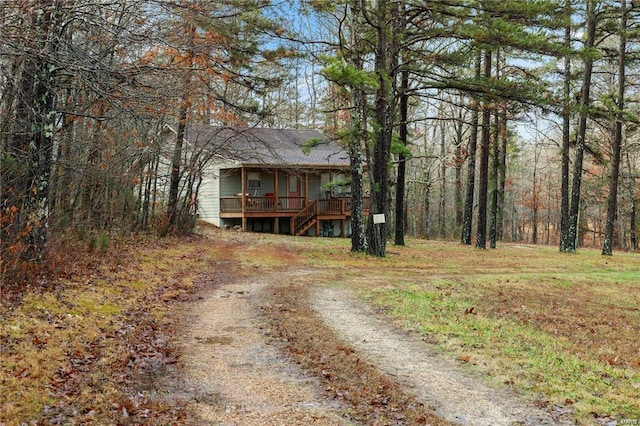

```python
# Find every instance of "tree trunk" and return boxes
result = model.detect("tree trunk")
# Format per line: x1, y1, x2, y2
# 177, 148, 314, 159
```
350, 143, 368, 251
602, 0, 627, 256
532, 148, 540, 244
489, 51, 502, 249
461, 53, 481, 245
454, 102, 465, 232
565, 0, 596, 253
164, 24, 195, 235
367, 0, 399, 257
165, 103, 188, 234
349, 88, 368, 252
424, 176, 432, 238
626, 150, 637, 251
395, 67, 409, 246
498, 105, 507, 240
4, 3, 59, 262
559, 0, 573, 252
630, 198, 637, 251
438, 120, 447, 239
476, 50, 491, 250
489, 109, 500, 248
348, 0, 368, 253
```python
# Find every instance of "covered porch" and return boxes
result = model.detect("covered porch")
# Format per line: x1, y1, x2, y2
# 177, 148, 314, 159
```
218, 166, 368, 236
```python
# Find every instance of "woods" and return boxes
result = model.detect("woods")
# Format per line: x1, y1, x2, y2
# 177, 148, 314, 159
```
2, 0, 639, 281
307, 0, 640, 255
1, 0, 292, 280
2, 3, 640, 424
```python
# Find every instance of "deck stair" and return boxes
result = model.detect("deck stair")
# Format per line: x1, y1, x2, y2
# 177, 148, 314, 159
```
291, 200, 318, 236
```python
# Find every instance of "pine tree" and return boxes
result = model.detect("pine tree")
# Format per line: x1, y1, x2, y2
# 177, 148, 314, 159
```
602, 0, 629, 255
564, 0, 598, 253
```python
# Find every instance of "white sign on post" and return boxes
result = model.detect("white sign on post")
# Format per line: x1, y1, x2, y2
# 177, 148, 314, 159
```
373, 214, 385, 224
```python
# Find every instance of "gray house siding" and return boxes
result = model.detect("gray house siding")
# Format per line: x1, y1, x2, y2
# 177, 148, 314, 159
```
197, 177, 219, 225
308, 174, 322, 200
196, 163, 222, 225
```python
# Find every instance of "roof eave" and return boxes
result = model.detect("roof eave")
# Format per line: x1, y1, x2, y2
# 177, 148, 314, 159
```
235, 162, 350, 169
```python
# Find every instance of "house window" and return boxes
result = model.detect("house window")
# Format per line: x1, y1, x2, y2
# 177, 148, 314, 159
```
247, 172, 261, 189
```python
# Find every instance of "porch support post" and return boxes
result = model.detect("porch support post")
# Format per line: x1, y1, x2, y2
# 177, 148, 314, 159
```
304, 171, 309, 204
274, 218, 279, 234
241, 167, 247, 232
329, 172, 333, 198
274, 169, 279, 212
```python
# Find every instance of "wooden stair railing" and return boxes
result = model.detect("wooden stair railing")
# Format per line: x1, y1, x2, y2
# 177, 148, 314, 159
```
290, 200, 318, 236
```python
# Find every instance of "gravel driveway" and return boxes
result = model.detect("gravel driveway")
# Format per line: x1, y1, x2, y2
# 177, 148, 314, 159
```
178, 267, 573, 425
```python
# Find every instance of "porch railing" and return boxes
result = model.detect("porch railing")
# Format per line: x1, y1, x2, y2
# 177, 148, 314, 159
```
220, 195, 370, 214
317, 198, 343, 215
220, 196, 305, 213
220, 197, 242, 212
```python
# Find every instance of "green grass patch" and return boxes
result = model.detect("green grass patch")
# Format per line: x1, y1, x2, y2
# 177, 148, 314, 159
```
364, 285, 640, 421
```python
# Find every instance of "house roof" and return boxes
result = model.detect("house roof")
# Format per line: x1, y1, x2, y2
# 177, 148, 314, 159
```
183, 124, 350, 169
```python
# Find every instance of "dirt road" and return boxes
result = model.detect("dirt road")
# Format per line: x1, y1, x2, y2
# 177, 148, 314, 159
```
178, 266, 572, 425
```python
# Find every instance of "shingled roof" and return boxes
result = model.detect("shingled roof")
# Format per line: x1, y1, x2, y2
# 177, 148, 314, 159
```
183, 124, 349, 168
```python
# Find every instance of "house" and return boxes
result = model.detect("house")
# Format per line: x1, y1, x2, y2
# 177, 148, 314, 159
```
178, 124, 368, 236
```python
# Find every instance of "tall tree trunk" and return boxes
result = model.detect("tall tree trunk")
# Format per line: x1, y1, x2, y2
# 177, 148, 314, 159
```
532, 146, 540, 244
164, 24, 195, 235
22, 59, 56, 261
395, 67, 409, 246
565, 0, 597, 252
559, 0, 573, 252
627, 150, 637, 251
461, 53, 481, 245
438, 120, 447, 239
4, 3, 59, 262
367, 0, 398, 257
489, 110, 499, 249
498, 105, 507, 240
424, 175, 432, 238
348, 0, 368, 253
350, 139, 368, 251
630, 198, 637, 251
348, 86, 368, 252
454, 103, 465, 232
165, 102, 188, 234
489, 51, 502, 249
602, 0, 627, 256
476, 50, 491, 250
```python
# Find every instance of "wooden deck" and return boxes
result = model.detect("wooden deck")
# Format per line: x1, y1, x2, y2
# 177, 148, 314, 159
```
220, 196, 306, 215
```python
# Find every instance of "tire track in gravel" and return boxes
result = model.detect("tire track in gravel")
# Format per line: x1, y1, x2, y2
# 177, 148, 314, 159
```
179, 275, 351, 425
311, 285, 574, 426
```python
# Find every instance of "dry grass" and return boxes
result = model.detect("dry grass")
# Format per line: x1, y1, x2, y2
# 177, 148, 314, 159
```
0, 234, 224, 425
263, 278, 451, 425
